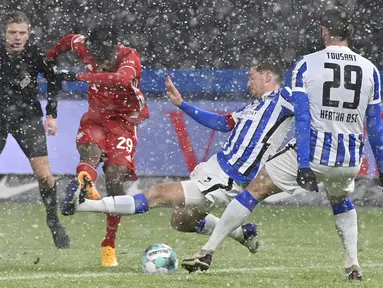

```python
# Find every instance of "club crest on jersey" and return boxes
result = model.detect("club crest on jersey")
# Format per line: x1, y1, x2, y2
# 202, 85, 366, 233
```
19, 75, 31, 89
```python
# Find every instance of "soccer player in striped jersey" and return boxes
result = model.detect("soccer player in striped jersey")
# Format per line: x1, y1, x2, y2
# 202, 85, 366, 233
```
182, 7, 383, 280
61, 60, 294, 253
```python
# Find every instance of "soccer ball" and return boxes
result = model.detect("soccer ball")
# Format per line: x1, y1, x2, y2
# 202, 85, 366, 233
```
141, 244, 178, 274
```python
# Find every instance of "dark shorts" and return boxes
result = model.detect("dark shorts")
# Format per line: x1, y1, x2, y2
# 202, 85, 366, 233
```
0, 117, 47, 158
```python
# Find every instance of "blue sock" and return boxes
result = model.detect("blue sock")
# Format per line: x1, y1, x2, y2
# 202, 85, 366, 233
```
331, 198, 355, 215
196, 219, 206, 233
133, 194, 149, 214
235, 190, 259, 212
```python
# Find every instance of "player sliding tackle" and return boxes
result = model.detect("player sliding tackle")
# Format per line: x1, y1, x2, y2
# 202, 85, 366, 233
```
182, 7, 383, 281
62, 60, 295, 253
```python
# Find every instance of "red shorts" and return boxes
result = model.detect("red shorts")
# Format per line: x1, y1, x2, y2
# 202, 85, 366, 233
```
76, 110, 138, 180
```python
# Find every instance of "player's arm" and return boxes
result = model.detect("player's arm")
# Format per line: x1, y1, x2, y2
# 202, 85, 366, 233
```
292, 58, 310, 168
76, 53, 139, 88
366, 66, 383, 182
280, 86, 295, 116
46, 34, 79, 60
366, 104, 383, 175
36, 49, 60, 119
292, 58, 319, 192
165, 76, 235, 132
46, 34, 80, 82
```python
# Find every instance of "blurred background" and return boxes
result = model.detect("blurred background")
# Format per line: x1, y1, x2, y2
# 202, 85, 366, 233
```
0, 0, 381, 69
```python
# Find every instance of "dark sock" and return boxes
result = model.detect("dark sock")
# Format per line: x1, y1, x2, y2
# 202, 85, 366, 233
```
39, 181, 59, 227
40, 181, 70, 248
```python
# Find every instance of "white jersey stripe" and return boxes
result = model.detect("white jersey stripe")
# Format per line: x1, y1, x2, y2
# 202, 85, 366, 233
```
217, 88, 294, 184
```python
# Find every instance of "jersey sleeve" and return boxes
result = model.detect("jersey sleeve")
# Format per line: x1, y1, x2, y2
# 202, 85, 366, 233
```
370, 65, 381, 105
35, 48, 60, 118
46, 34, 82, 60
76, 50, 139, 88
291, 57, 308, 93
291, 57, 311, 169
279, 86, 294, 114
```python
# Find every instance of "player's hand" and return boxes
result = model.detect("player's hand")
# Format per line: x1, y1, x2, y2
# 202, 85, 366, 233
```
165, 76, 183, 106
296, 168, 319, 192
45, 116, 57, 136
57, 70, 78, 82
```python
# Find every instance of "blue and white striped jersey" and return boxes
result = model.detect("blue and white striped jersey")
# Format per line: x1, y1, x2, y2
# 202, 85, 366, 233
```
292, 46, 381, 167
217, 87, 294, 185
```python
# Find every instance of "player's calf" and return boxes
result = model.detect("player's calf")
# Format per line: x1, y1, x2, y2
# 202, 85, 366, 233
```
144, 182, 186, 208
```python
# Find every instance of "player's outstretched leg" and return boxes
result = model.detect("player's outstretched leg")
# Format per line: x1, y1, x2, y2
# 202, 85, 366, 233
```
330, 197, 362, 280
171, 209, 259, 253
61, 182, 185, 216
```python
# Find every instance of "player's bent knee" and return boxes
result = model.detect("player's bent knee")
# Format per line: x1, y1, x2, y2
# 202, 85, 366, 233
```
328, 194, 348, 203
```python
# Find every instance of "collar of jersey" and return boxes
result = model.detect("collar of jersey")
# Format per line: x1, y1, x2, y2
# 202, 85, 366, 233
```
325, 45, 351, 51
262, 89, 278, 100
251, 90, 276, 107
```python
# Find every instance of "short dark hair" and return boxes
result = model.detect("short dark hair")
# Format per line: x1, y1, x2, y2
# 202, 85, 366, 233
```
254, 59, 284, 84
3, 11, 30, 32
320, 6, 353, 40
86, 23, 119, 61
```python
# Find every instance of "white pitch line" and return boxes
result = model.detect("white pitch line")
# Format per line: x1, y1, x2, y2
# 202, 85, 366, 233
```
1, 263, 383, 281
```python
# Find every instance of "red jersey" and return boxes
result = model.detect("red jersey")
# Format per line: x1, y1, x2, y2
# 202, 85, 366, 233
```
47, 34, 149, 124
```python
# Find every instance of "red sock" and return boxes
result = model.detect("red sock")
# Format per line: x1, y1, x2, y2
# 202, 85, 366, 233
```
101, 214, 122, 248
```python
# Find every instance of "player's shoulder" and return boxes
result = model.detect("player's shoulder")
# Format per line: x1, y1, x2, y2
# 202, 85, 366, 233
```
25, 43, 44, 59
300, 48, 327, 62
355, 53, 378, 71
279, 86, 293, 103
280, 86, 292, 96
118, 45, 141, 58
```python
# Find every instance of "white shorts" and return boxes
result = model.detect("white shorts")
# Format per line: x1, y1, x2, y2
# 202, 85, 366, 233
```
265, 144, 360, 198
181, 154, 242, 212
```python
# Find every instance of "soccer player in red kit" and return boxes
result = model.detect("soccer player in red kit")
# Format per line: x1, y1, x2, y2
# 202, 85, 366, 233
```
47, 24, 149, 267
